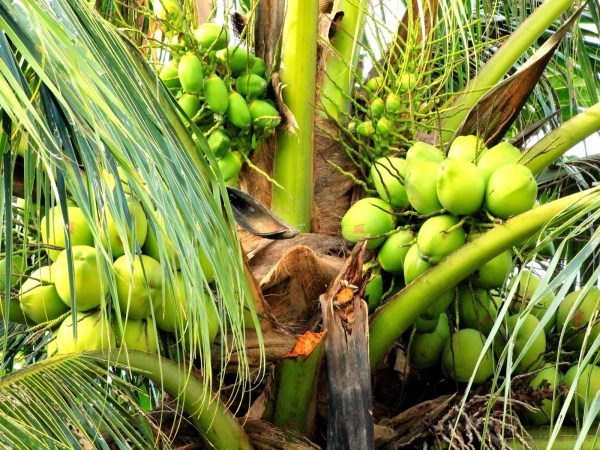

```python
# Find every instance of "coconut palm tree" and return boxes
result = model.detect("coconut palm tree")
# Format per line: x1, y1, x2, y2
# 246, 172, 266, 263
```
0, 0, 599, 448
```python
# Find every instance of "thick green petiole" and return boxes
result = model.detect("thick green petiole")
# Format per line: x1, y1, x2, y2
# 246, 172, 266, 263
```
271, 0, 318, 232
368, 188, 600, 368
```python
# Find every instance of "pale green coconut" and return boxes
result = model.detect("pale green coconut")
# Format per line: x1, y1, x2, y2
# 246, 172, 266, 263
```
20, 265, 70, 324
118, 318, 159, 353
523, 364, 563, 425
415, 314, 440, 333
101, 196, 148, 258
508, 269, 555, 333
405, 161, 443, 215
556, 287, 600, 350
417, 215, 465, 264
0, 255, 25, 291
377, 229, 415, 275
55, 311, 115, 355
436, 159, 485, 216
498, 314, 546, 375
113, 254, 163, 319
178, 52, 204, 94
341, 198, 396, 249
477, 141, 521, 184
370, 157, 410, 208
485, 164, 537, 219
467, 233, 513, 289
422, 290, 455, 320
409, 312, 450, 369
53, 246, 109, 312
364, 273, 383, 312
447, 135, 487, 162
403, 244, 432, 285
457, 285, 497, 335
40, 206, 94, 261
405, 141, 444, 172
563, 364, 600, 419
441, 328, 495, 384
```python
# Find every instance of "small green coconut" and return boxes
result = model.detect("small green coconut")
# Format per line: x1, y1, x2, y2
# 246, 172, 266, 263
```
55, 311, 115, 355
403, 244, 432, 285
20, 264, 70, 324
113, 254, 163, 320
447, 135, 487, 163
441, 328, 495, 384
467, 233, 513, 289
405, 142, 444, 172
405, 161, 443, 215
40, 206, 94, 261
508, 269, 555, 333
341, 198, 396, 249
377, 229, 415, 275
422, 290, 455, 321
410, 312, 450, 369
364, 273, 383, 312
0, 254, 25, 291
497, 314, 546, 375
485, 164, 537, 219
436, 159, 485, 216
178, 52, 204, 94
118, 318, 159, 354
523, 364, 563, 425
477, 141, 521, 184
556, 287, 600, 351
417, 215, 465, 264
457, 285, 497, 335
563, 364, 600, 419
370, 157, 410, 208
415, 314, 440, 333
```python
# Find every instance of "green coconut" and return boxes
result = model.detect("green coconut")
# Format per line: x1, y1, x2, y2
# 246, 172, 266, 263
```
101, 196, 148, 258
40, 206, 94, 261
523, 364, 563, 425
158, 58, 181, 89
193, 22, 228, 51
0, 254, 25, 291
441, 328, 495, 384
53, 246, 109, 312
341, 198, 396, 249
377, 229, 415, 275
113, 254, 163, 320
1, 297, 28, 324
556, 287, 600, 351
405, 141, 444, 172
409, 312, 451, 369
422, 290, 455, 321
405, 161, 443, 214
508, 269, 555, 333
20, 264, 70, 324
178, 93, 201, 118
417, 215, 465, 264
415, 314, 440, 333
403, 244, 432, 285
447, 135, 487, 163
364, 273, 383, 312
457, 285, 497, 335
436, 159, 485, 216
477, 141, 521, 184
118, 318, 159, 353
142, 214, 180, 269
370, 157, 410, 209
55, 311, 115, 355
485, 164, 537, 219
467, 234, 513, 289
563, 364, 600, 419
497, 314, 546, 375
178, 52, 204, 94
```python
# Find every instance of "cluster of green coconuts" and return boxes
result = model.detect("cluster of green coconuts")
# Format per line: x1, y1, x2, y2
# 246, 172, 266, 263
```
6, 190, 219, 356
340, 135, 600, 424
350, 73, 416, 155
155, 0, 281, 185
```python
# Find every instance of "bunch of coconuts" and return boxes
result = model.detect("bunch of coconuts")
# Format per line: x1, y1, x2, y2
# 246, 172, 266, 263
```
14, 180, 219, 357
341, 135, 600, 425
155, 1, 280, 186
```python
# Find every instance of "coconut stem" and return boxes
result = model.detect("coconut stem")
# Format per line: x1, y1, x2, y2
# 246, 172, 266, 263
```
511, 427, 600, 450
440, 0, 575, 142
318, 0, 368, 122
97, 350, 252, 450
368, 187, 600, 368
271, 0, 318, 232
522, 100, 600, 175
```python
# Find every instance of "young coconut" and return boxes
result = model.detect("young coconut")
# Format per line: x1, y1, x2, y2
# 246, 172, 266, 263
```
496, 314, 546, 375
113, 254, 163, 320
485, 164, 537, 219
55, 311, 115, 355
477, 141, 521, 184
436, 159, 485, 216
405, 161, 443, 215
447, 135, 488, 163
467, 233, 513, 289
523, 364, 563, 425
178, 52, 204, 95
117, 318, 159, 354
409, 312, 451, 370
405, 141, 444, 171
457, 285, 498, 335
508, 269, 555, 333
556, 287, 600, 351
370, 157, 410, 208
101, 196, 148, 258
415, 314, 440, 333
20, 264, 70, 324
403, 243, 432, 285
40, 206, 94, 261
364, 273, 383, 312
417, 215, 466, 264
441, 328, 495, 384
341, 197, 396, 249
53, 246, 109, 312
0, 254, 25, 291
563, 364, 600, 419
377, 229, 415, 275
